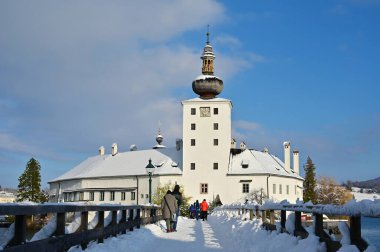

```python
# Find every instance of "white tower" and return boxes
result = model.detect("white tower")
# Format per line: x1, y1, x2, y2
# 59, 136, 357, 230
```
181, 30, 232, 202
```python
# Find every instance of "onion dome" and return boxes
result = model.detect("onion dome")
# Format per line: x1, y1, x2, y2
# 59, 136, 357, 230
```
192, 28, 224, 99
153, 128, 166, 149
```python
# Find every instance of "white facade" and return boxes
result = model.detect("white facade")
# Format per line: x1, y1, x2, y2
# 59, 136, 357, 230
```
49, 36, 304, 205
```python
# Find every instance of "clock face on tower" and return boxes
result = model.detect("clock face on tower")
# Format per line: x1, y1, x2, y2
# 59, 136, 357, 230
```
200, 107, 211, 117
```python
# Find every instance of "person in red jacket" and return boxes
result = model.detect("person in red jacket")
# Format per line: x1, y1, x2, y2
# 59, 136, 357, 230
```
200, 199, 209, 221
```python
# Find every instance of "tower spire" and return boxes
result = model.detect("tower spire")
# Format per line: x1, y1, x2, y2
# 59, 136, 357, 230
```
206, 24, 210, 45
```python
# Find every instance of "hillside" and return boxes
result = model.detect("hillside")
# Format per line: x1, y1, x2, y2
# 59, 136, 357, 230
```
350, 177, 380, 191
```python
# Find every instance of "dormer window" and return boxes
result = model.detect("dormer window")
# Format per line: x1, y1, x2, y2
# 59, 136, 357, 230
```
241, 159, 249, 168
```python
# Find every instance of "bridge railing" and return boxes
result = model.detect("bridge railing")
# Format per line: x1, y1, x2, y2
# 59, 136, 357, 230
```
214, 201, 380, 252
0, 203, 162, 252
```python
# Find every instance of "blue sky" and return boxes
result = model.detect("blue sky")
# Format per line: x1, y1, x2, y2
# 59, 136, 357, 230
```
0, 0, 379, 189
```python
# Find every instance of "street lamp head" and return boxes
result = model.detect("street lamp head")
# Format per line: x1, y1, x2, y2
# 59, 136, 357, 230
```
145, 158, 155, 174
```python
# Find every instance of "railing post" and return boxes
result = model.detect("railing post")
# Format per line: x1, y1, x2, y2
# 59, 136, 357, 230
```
55, 212, 66, 236
249, 209, 253, 220
14, 215, 27, 245
121, 210, 127, 234
136, 209, 141, 229
314, 213, 324, 237
294, 211, 302, 236
80, 211, 88, 249
150, 208, 155, 223
350, 215, 368, 251
238, 209, 241, 215
261, 210, 266, 223
255, 206, 259, 219
280, 210, 286, 232
111, 210, 117, 237
97, 211, 104, 243
129, 209, 134, 231
269, 210, 275, 225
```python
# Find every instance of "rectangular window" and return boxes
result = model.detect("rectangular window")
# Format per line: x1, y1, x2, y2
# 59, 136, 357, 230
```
100, 191, 105, 201
79, 192, 84, 201
191, 139, 196, 146
200, 183, 208, 194
286, 185, 289, 195
214, 108, 218, 115
145, 194, 149, 198
191, 163, 195, 170
273, 184, 276, 194
121, 192, 126, 201
213, 162, 218, 170
110, 191, 115, 201
242, 183, 249, 193
191, 123, 196, 130
213, 139, 218, 146
279, 184, 282, 194
131, 192, 136, 200
191, 108, 196, 115
141, 194, 144, 199
89, 192, 94, 201
213, 123, 218, 130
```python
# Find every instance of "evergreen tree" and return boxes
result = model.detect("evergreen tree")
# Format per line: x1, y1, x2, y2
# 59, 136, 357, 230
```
303, 156, 317, 204
17, 158, 46, 203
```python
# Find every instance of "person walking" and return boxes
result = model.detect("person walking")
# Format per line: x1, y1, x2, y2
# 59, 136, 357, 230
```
171, 184, 182, 231
161, 190, 178, 233
195, 200, 200, 220
200, 199, 209, 221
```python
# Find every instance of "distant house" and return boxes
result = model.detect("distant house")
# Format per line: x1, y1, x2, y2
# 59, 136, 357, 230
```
49, 34, 304, 205
0, 190, 16, 203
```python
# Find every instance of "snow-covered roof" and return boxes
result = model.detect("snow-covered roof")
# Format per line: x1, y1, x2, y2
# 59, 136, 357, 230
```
194, 74, 222, 81
228, 149, 303, 180
50, 147, 182, 183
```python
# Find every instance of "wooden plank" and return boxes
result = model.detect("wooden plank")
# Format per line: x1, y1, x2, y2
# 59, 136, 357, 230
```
350, 216, 368, 251
97, 211, 104, 244
280, 210, 286, 232
129, 209, 134, 231
121, 210, 127, 234
13, 215, 26, 245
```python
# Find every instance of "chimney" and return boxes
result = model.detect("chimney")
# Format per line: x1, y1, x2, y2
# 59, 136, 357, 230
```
293, 150, 299, 174
111, 143, 118, 156
240, 141, 246, 151
263, 147, 269, 154
99, 146, 105, 156
231, 138, 236, 149
130, 144, 137, 151
283, 141, 291, 172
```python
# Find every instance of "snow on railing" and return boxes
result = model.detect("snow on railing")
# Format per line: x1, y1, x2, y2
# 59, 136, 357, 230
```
215, 199, 380, 217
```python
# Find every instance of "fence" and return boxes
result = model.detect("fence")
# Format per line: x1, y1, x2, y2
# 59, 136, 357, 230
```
215, 203, 372, 252
0, 204, 162, 252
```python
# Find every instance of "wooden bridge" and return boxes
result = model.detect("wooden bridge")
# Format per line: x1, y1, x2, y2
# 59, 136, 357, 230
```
0, 202, 376, 252
0, 204, 161, 252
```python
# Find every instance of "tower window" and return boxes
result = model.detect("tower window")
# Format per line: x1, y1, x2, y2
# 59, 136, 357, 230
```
273, 184, 276, 194
99, 191, 105, 201
213, 139, 218, 146
214, 108, 218, 115
110, 191, 115, 201
191, 139, 196, 146
242, 183, 249, 193
191, 123, 196, 130
191, 108, 196, 115
279, 184, 282, 194
213, 162, 218, 170
213, 123, 218, 130
200, 183, 208, 194
89, 192, 94, 201
286, 185, 289, 195
121, 192, 126, 201
191, 163, 195, 170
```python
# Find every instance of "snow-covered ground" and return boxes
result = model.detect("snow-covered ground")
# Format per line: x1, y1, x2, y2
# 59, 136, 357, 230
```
67, 211, 378, 252
352, 187, 379, 201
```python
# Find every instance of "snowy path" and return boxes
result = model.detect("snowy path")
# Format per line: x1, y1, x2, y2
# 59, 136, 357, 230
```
67, 212, 377, 252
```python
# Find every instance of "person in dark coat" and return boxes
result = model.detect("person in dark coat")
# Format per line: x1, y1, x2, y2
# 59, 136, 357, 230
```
195, 200, 200, 220
171, 185, 182, 231
161, 190, 178, 232
189, 204, 195, 219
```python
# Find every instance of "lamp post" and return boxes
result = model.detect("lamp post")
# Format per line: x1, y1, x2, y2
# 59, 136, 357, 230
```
145, 158, 155, 204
